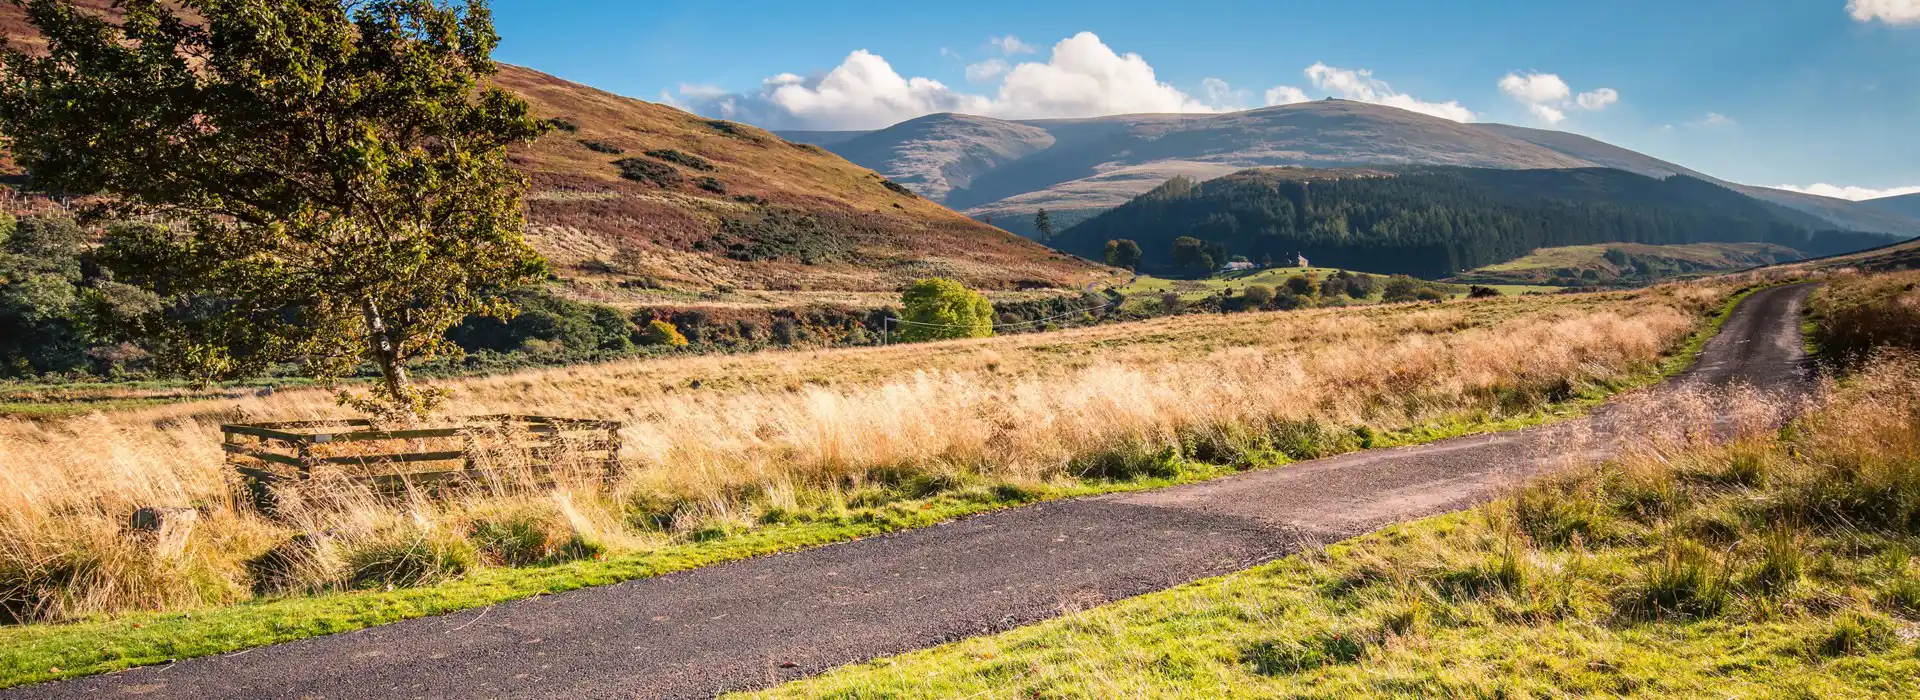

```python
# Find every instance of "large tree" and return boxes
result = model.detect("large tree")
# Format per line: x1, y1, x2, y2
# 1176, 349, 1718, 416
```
0, 0, 549, 415
1032, 208, 1053, 242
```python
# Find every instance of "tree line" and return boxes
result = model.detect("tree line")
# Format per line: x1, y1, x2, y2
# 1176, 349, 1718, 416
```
1057, 167, 1900, 279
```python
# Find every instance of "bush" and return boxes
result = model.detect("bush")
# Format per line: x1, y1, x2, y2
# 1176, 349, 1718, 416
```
896, 278, 994, 343
615, 157, 682, 187
1284, 275, 1314, 296
579, 139, 623, 154
544, 117, 579, 132
644, 148, 714, 171
1239, 285, 1275, 310
640, 319, 690, 347
1468, 285, 1503, 298
696, 176, 727, 194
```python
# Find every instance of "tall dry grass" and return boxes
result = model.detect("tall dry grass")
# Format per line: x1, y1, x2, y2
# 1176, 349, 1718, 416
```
0, 284, 1731, 623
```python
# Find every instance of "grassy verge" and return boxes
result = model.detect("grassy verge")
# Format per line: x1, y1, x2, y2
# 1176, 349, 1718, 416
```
0, 286, 1758, 689
746, 348, 1920, 700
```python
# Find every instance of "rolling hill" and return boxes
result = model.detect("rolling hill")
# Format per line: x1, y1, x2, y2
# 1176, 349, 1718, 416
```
781, 104, 1920, 240
1052, 166, 1897, 278
0, 2, 1110, 302
1867, 192, 1920, 220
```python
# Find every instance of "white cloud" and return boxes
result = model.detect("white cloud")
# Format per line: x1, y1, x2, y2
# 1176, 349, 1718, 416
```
1498, 72, 1616, 124
1527, 103, 1568, 124
1697, 112, 1736, 127
1575, 88, 1619, 110
672, 34, 1486, 130
1498, 72, 1570, 104
990, 35, 1036, 55
1306, 63, 1475, 122
1772, 183, 1920, 201
673, 32, 1223, 129
1265, 85, 1310, 106
965, 59, 1009, 83
1848, 0, 1920, 25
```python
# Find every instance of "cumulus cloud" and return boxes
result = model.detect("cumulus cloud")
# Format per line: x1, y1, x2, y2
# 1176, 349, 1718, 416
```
1771, 183, 1920, 201
1265, 85, 1310, 106
1498, 72, 1570, 104
671, 33, 1483, 130
1697, 112, 1736, 127
1498, 72, 1616, 124
673, 32, 1224, 129
990, 35, 1037, 55
965, 59, 1009, 83
1306, 63, 1475, 122
1576, 88, 1619, 110
1848, 0, 1920, 24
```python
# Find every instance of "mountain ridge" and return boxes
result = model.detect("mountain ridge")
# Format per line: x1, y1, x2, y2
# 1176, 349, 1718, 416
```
780, 103, 1920, 239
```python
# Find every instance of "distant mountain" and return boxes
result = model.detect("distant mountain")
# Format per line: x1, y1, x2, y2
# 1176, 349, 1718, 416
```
1051, 166, 1900, 278
0, 2, 1109, 298
1476, 124, 1920, 238
1866, 193, 1920, 220
781, 103, 1920, 240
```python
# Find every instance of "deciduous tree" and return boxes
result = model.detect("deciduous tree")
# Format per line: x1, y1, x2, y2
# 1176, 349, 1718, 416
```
896, 278, 993, 343
0, 0, 549, 415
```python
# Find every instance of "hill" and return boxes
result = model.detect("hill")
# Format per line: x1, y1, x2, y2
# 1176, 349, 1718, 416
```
1866, 192, 1920, 220
780, 104, 1920, 240
0, 2, 1110, 301
1452, 242, 1803, 287
1053, 166, 1897, 278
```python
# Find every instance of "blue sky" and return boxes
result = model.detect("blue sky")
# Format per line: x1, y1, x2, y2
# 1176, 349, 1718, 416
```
488, 0, 1920, 199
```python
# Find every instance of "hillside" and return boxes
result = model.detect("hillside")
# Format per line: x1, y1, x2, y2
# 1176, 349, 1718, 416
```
781, 105, 1920, 239
1054, 166, 1895, 278
1867, 192, 1920, 220
1478, 124, 1920, 237
1452, 242, 1804, 286
0, 3, 1110, 300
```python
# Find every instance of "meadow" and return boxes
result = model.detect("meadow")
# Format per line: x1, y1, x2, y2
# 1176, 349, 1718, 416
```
0, 281, 1741, 684
748, 270, 1920, 699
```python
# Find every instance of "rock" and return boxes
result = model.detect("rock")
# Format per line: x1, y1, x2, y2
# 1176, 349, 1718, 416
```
129, 506, 199, 558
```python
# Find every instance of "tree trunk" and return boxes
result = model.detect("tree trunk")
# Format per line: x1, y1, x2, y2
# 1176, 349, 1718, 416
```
360, 300, 413, 407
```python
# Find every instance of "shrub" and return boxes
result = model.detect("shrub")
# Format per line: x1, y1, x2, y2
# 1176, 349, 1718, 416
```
644, 148, 714, 171
544, 117, 579, 132
1239, 285, 1275, 309
896, 278, 994, 343
1284, 275, 1314, 296
615, 157, 681, 187
1468, 285, 1503, 298
640, 319, 690, 347
579, 139, 623, 154
879, 179, 916, 197
696, 176, 727, 194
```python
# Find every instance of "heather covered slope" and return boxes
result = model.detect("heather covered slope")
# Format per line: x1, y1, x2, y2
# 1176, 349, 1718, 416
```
495, 67, 1109, 295
0, 3, 1111, 298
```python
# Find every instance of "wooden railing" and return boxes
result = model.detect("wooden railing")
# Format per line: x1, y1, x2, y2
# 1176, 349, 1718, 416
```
223, 415, 622, 508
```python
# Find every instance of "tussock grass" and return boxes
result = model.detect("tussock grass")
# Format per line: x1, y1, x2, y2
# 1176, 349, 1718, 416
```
746, 347, 1920, 700
0, 281, 1767, 687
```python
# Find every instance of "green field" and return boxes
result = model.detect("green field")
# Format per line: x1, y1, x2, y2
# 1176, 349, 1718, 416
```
1119, 267, 1559, 303
1456, 242, 1803, 287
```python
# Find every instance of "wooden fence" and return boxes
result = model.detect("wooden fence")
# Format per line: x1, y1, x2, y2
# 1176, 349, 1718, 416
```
223, 415, 622, 508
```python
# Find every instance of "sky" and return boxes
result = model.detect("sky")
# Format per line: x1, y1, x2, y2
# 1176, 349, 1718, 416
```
487, 0, 1920, 200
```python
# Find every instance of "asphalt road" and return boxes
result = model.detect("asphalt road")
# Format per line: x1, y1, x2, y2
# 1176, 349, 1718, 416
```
6, 284, 1816, 700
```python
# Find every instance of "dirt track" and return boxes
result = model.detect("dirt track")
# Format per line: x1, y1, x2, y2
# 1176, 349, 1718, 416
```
4, 284, 1816, 700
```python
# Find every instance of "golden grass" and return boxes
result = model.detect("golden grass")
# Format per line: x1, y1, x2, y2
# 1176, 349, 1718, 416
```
0, 283, 1735, 622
